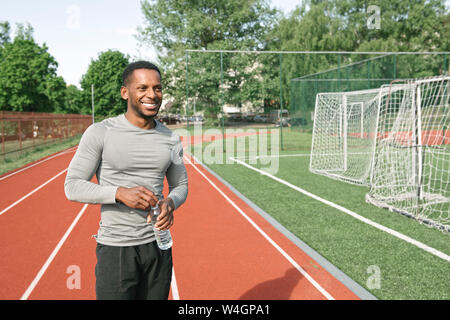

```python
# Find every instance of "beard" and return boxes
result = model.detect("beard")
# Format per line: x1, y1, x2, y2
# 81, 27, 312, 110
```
129, 99, 160, 120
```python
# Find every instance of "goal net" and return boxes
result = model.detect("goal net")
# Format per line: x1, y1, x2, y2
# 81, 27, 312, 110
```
366, 76, 449, 230
310, 88, 383, 185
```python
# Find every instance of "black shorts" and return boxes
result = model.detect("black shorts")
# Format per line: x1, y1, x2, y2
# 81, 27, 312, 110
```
95, 241, 172, 300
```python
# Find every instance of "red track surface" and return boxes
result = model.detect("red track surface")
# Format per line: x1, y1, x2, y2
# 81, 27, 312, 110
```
0, 143, 361, 300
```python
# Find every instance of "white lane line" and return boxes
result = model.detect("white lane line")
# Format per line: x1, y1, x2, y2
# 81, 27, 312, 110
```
0, 146, 77, 181
20, 204, 89, 300
229, 156, 450, 263
0, 168, 68, 216
171, 267, 180, 300
184, 154, 335, 300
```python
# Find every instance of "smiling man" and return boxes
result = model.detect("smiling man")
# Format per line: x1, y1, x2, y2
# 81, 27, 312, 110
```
64, 61, 188, 300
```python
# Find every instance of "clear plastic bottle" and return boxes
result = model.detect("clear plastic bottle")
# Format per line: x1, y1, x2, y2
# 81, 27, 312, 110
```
150, 204, 173, 250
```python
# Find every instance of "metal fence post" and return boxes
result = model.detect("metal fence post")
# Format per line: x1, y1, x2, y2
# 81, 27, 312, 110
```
279, 53, 284, 151
393, 54, 397, 79
1, 114, 5, 155
185, 52, 190, 151
91, 84, 95, 124
18, 119, 22, 152
338, 54, 341, 91
220, 51, 225, 152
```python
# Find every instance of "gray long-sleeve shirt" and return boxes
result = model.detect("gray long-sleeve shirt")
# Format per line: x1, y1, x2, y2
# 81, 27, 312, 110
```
64, 114, 188, 246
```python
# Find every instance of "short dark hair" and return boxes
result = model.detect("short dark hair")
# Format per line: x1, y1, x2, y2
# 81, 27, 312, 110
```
122, 61, 161, 86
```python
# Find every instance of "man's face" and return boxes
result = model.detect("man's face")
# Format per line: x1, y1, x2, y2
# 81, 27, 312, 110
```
121, 68, 162, 120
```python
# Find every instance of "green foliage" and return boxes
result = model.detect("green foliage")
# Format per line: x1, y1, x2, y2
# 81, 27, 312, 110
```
139, 0, 276, 52
137, 0, 448, 118
0, 23, 60, 112
268, 0, 449, 112
80, 50, 130, 117
65, 85, 88, 114
45, 75, 67, 113
0, 21, 130, 116
0, 21, 11, 45
138, 0, 278, 114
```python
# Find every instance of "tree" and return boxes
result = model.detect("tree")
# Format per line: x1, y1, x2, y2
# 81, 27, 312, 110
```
347, 0, 450, 77
265, 0, 449, 112
45, 75, 68, 113
0, 23, 60, 112
65, 85, 88, 114
137, 0, 278, 116
139, 0, 276, 52
0, 21, 11, 46
80, 50, 130, 118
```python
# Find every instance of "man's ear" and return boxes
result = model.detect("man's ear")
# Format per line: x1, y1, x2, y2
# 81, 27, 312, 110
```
120, 86, 128, 100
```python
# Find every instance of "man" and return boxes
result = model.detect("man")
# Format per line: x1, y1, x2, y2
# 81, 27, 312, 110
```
64, 61, 188, 300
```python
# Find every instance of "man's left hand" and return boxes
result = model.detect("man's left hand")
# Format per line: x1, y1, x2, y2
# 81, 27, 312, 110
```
147, 198, 175, 230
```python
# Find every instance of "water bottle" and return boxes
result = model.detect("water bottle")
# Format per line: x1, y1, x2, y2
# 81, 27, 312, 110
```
150, 204, 173, 250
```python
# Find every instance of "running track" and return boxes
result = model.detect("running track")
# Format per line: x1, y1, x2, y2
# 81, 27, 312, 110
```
0, 139, 366, 300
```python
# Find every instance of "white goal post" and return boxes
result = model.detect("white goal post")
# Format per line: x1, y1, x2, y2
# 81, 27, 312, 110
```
366, 76, 449, 230
309, 87, 386, 185
310, 75, 449, 230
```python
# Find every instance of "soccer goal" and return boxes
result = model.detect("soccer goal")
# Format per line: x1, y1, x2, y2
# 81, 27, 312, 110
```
366, 76, 449, 230
309, 87, 385, 185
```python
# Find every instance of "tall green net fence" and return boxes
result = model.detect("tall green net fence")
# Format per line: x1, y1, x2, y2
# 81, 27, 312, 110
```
290, 53, 449, 131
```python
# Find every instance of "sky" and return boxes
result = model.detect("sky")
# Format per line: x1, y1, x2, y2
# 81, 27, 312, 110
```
0, 0, 300, 88
2, 1, 448, 88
